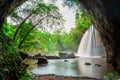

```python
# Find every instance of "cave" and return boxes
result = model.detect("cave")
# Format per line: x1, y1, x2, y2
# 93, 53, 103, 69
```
0, 0, 120, 71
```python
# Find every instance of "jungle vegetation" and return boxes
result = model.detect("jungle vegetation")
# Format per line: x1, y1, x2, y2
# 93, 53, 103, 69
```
0, 0, 91, 80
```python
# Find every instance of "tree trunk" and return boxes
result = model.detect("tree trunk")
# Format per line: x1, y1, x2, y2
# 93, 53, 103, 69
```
79, 0, 120, 71
0, 0, 27, 30
13, 12, 33, 42
18, 16, 46, 48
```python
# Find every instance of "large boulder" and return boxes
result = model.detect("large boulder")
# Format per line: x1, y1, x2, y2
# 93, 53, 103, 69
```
37, 57, 48, 65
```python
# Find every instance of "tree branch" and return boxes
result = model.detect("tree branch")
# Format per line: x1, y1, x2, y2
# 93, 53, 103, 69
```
18, 16, 47, 48
13, 12, 33, 42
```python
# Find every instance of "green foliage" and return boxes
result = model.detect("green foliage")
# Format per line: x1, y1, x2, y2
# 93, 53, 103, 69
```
0, 54, 27, 80
2, 21, 17, 39
9, 1, 64, 48
105, 72, 120, 79
62, 0, 79, 9
0, 33, 28, 80
58, 33, 79, 51
21, 29, 52, 53
19, 71, 33, 80
2, 0, 91, 55
3, 6, 91, 54
2, 22, 79, 54
75, 10, 91, 31
67, 10, 91, 51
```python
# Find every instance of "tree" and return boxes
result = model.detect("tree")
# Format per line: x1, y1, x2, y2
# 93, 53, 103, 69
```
0, 1, 28, 79
0, 0, 63, 79
9, 1, 64, 48
0, 0, 27, 30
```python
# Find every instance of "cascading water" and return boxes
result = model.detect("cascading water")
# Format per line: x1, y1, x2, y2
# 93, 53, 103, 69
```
76, 25, 106, 57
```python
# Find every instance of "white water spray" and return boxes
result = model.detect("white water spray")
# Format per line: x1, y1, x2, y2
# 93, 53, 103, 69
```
76, 25, 106, 57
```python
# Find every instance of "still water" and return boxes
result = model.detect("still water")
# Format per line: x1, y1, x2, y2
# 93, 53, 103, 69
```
24, 58, 114, 79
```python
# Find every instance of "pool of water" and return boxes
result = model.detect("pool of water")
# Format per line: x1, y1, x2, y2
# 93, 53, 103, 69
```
24, 57, 114, 79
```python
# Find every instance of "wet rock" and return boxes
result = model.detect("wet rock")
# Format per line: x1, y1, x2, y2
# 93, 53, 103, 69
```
95, 64, 101, 67
68, 53, 76, 58
59, 52, 68, 57
64, 59, 68, 62
85, 62, 91, 65
37, 57, 48, 65
45, 56, 61, 59
59, 52, 76, 58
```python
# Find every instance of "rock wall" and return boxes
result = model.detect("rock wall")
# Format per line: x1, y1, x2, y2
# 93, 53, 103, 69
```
0, 0, 26, 30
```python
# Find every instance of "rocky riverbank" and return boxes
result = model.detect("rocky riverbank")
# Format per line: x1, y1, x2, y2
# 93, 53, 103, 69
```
33, 74, 97, 80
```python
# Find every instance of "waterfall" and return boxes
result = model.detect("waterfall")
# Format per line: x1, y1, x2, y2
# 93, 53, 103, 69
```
76, 25, 106, 57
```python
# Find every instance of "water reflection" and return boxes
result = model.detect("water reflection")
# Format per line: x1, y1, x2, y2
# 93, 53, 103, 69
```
24, 58, 114, 78
77, 58, 113, 78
